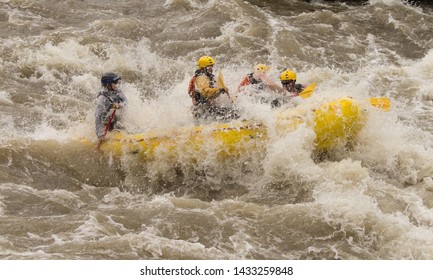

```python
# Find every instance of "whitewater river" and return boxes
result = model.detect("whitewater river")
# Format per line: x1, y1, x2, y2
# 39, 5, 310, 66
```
1, 0, 433, 260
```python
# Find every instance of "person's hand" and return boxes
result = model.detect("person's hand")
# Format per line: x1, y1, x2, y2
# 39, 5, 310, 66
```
112, 103, 122, 109
219, 87, 230, 94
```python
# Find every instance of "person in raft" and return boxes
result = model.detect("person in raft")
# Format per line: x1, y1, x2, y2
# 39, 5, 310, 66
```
237, 64, 286, 107
237, 64, 283, 94
279, 70, 305, 97
188, 56, 238, 122
95, 72, 126, 141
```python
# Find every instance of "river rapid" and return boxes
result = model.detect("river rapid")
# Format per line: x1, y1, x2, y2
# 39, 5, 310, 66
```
1, 0, 433, 260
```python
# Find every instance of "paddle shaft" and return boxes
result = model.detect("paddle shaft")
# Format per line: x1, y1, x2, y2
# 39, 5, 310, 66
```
96, 108, 116, 149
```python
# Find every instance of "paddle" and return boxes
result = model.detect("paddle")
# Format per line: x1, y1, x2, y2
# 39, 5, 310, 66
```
96, 108, 116, 149
217, 70, 233, 102
368, 97, 390, 111
217, 69, 227, 90
298, 84, 390, 111
299, 83, 317, 99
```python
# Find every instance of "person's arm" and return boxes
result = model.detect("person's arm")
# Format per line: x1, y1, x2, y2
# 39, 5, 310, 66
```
260, 74, 285, 94
267, 82, 285, 94
112, 91, 127, 109
195, 75, 222, 99
118, 90, 127, 107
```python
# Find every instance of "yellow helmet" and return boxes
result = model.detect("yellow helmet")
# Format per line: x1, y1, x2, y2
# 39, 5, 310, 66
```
280, 70, 297, 81
197, 56, 215, 69
254, 64, 270, 74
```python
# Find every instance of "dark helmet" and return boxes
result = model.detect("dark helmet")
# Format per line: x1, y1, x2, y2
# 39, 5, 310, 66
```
101, 72, 121, 86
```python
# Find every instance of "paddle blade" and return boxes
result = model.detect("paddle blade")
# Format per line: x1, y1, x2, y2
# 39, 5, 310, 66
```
368, 97, 390, 111
217, 70, 226, 89
299, 83, 316, 99
217, 70, 235, 102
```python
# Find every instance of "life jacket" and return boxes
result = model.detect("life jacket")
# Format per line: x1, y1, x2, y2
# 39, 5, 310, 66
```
188, 76, 197, 104
187, 70, 216, 106
238, 73, 264, 92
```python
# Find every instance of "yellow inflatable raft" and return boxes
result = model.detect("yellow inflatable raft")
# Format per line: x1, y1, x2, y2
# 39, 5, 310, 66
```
277, 97, 366, 150
92, 120, 266, 160
82, 96, 388, 159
